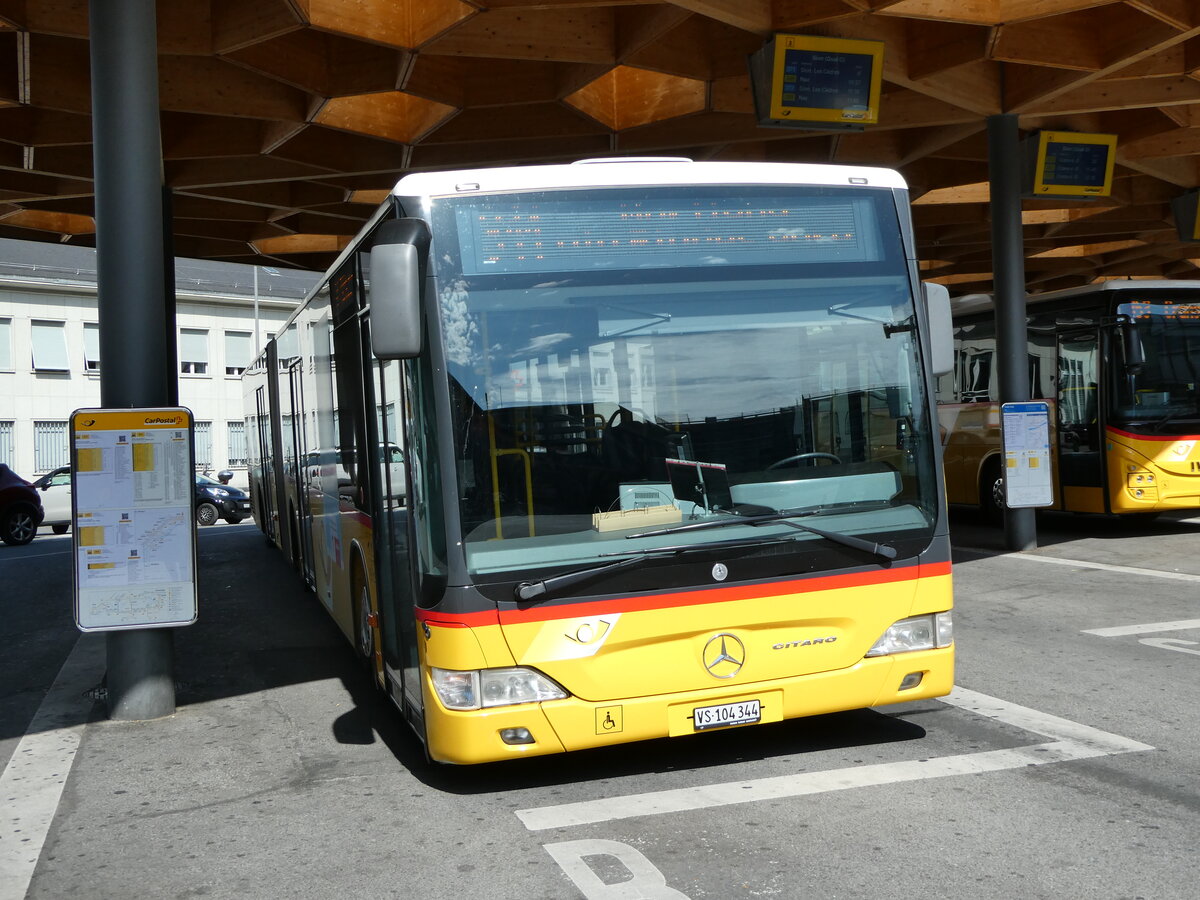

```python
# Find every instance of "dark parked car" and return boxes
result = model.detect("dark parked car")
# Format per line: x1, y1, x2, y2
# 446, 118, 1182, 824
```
0, 464, 45, 546
195, 473, 251, 526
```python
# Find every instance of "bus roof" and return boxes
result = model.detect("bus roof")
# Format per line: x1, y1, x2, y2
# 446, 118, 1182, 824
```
952, 279, 1200, 316
392, 158, 907, 198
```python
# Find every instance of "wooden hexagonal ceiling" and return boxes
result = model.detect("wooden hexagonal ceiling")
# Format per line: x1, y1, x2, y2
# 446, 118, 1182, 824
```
2, 0, 1200, 292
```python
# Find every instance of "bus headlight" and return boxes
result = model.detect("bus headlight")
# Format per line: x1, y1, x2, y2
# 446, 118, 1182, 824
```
431, 666, 568, 710
866, 612, 953, 657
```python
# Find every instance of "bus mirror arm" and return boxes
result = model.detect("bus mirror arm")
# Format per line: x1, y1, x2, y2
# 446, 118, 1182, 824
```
370, 217, 430, 360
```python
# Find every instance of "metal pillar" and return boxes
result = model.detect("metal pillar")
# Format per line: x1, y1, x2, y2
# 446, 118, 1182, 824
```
986, 114, 1038, 551
90, 0, 176, 718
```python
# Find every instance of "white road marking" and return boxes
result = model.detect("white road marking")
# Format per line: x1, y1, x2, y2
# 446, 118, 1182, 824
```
544, 840, 689, 899
0, 636, 104, 900
516, 686, 1152, 832
1083, 618, 1200, 637
1139, 638, 1200, 657
956, 549, 1200, 584
0, 550, 71, 561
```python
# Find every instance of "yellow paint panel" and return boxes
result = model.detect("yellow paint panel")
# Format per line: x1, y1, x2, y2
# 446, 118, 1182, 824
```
76, 447, 103, 473
73, 409, 191, 431
132, 443, 155, 472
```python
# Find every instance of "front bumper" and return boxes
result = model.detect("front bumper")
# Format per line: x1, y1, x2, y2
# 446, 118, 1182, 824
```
423, 646, 954, 765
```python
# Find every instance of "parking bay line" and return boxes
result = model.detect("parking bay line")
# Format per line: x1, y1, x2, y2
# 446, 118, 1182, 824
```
1082, 618, 1200, 638
515, 687, 1153, 832
954, 550, 1200, 585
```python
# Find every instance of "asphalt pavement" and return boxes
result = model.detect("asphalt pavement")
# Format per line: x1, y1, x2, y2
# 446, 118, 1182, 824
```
2, 510, 1199, 899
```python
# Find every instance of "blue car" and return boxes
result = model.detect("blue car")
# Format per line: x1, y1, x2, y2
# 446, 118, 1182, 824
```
194, 473, 252, 526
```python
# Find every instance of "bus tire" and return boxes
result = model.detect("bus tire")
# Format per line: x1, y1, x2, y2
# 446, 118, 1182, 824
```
352, 561, 375, 666
980, 458, 1004, 522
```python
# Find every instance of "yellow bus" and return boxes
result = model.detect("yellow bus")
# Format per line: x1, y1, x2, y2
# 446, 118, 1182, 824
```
937, 280, 1200, 519
244, 159, 955, 764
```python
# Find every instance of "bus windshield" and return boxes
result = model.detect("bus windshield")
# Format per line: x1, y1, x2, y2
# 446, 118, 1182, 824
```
1113, 299, 1200, 434
429, 185, 937, 577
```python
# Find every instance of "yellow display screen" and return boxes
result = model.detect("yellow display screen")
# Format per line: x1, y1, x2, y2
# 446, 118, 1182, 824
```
752, 34, 883, 129
1031, 131, 1116, 197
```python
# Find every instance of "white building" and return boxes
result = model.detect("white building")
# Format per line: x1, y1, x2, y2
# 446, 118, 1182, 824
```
0, 240, 315, 486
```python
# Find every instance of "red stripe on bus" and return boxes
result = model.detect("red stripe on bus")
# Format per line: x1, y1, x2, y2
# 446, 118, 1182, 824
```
413, 561, 950, 628
1107, 426, 1200, 442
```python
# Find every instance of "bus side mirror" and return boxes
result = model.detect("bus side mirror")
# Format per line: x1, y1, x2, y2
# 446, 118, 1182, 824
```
1119, 317, 1145, 372
923, 282, 954, 376
370, 217, 430, 360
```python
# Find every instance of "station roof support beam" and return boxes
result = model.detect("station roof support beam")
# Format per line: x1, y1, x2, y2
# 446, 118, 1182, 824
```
987, 113, 1038, 551
89, 0, 176, 720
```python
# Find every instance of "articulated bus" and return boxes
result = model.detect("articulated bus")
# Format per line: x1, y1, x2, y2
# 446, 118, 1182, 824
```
243, 159, 955, 764
937, 280, 1200, 518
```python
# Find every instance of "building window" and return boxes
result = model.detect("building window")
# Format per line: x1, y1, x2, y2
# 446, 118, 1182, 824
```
31, 321, 70, 372
0, 421, 12, 465
34, 420, 69, 472
224, 330, 252, 376
227, 421, 246, 466
194, 421, 212, 469
0, 318, 11, 371
180, 328, 209, 375
83, 323, 101, 372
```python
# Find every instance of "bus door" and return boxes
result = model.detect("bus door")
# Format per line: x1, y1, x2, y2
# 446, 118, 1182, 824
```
1056, 329, 1105, 510
286, 358, 315, 584
368, 354, 421, 716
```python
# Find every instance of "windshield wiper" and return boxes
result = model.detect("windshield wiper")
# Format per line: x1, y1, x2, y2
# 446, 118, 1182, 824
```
512, 535, 800, 603
626, 510, 897, 561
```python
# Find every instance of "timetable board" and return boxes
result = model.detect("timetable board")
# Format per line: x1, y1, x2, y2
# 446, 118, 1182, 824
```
749, 34, 884, 130
71, 408, 199, 632
1000, 402, 1054, 509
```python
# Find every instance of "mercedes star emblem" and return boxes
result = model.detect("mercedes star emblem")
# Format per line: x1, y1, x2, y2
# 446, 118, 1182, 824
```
703, 632, 745, 678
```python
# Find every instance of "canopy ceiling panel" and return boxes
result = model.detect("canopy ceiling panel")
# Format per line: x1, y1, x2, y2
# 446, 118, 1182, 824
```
0, 0, 1198, 291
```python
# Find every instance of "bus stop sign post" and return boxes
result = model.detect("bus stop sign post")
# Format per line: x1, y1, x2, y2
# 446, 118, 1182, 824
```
89, 0, 178, 719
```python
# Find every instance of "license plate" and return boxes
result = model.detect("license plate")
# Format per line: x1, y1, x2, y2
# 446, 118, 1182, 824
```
692, 699, 761, 731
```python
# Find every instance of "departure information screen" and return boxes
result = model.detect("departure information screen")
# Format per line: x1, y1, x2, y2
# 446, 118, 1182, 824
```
1123, 300, 1200, 321
449, 190, 888, 276
1040, 141, 1110, 188
780, 48, 873, 113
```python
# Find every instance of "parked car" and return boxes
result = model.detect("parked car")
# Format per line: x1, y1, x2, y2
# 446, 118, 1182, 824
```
0, 464, 45, 545
195, 473, 252, 526
30, 465, 72, 534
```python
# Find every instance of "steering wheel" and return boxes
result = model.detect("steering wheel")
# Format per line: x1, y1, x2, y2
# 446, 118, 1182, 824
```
766, 452, 842, 470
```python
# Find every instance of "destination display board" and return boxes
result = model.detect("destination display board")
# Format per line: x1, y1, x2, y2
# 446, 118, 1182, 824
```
71, 408, 198, 632
1000, 402, 1054, 509
1024, 131, 1117, 198
749, 34, 883, 130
